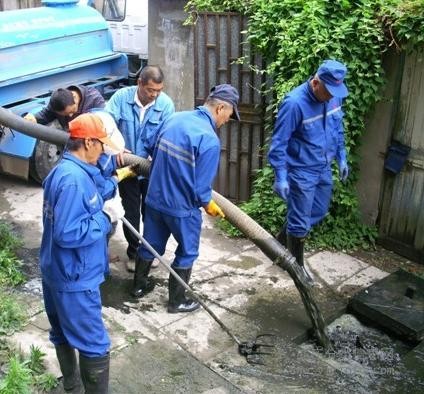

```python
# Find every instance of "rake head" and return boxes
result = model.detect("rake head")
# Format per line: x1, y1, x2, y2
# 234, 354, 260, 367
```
238, 334, 277, 365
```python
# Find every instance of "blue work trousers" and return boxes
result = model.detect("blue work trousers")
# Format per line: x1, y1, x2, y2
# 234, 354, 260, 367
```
42, 281, 110, 358
287, 166, 333, 237
139, 206, 202, 269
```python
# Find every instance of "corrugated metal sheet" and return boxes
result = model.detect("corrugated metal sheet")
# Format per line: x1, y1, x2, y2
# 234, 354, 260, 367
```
379, 50, 424, 263
193, 12, 265, 202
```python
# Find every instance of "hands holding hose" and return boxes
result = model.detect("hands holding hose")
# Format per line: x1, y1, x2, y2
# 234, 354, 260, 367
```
204, 200, 225, 218
115, 165, 137, 182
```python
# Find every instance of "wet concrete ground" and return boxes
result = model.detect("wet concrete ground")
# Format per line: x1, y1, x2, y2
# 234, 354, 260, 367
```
0, 174, 423, 393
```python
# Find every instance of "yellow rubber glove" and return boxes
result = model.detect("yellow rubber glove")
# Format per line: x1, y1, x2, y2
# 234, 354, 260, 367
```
24, 113, 37, 123
115, 166, 136, 182
204, 200, 225, 218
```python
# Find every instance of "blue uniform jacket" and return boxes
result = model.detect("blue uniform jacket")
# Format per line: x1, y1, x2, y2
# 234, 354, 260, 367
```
40, 152, 111, 291
105, 86, 175, 158
268, 80, 347, 178
145, 106, 220, 217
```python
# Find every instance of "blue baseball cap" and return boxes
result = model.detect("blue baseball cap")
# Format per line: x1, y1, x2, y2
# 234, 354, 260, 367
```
317, 60, 348, 98
209, 84, 240, 120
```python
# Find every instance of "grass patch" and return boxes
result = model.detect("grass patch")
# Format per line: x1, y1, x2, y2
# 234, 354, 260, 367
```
0, 291, 27, 335
0, 344, 58, 394
0, 222, 23, 251
0, 222, 25, 287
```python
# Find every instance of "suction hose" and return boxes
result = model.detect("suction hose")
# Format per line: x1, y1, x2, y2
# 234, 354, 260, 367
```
123, 153, 331, 350
0, 106, 331, 349
0, 107, 69, 145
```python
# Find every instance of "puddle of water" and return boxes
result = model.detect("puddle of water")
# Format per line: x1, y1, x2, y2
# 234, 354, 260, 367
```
100, 274, 168, 314
22, 277, 43, 296
229, 313, 423, 392
100, 275, 137, 314
219, 256, 262, 270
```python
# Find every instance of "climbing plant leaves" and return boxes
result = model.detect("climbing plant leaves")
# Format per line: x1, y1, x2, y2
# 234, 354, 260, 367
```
185, 0, 424, 250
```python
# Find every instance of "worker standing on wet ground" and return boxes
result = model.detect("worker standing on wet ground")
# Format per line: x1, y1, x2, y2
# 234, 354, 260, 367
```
131, 84, 240, 314
105, 65, 175, 273
39, 113, 123, 393
268, 60, 350, 283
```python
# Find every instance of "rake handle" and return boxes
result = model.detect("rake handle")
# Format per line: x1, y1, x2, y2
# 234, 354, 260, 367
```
121, 216, 242, 346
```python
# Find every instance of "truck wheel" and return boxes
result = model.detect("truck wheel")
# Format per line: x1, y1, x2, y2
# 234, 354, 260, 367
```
29, 140, 64, 183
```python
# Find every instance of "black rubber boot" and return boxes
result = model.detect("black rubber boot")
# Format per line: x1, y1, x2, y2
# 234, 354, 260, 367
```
287, 234, 314, 284
275, 221, 287, 247
167, 268, 200, 313
79, 353, 109, 394
131, 256, 155, 298
55, 344, 81, 392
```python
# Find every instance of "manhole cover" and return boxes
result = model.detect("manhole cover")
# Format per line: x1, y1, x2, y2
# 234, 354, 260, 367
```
349, 269, 424, 342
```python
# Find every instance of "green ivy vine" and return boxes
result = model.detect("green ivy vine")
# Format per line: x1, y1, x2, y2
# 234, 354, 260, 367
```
185, 0, 424, 250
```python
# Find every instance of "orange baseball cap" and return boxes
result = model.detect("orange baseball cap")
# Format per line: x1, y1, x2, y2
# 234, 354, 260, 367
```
69, 113, 121, 153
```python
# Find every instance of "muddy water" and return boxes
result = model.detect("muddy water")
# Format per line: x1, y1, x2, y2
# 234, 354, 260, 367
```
211, 190, 332, 349
284, 258, 332, 348
224, 314, 423, 392
100, 274, 168, 314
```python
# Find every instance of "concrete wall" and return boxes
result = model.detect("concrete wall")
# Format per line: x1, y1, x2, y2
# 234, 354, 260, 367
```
148, 0, 194, 111
356, 49, 403, 225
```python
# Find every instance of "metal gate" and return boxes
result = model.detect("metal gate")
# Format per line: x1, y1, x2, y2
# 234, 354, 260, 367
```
378, 50, 424, 263
193, 12, 265, 202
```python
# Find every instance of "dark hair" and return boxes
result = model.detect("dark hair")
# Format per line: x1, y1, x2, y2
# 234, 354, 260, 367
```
138, 65, 164, 85
48, 88, 75, 112
66, 137, 85, 151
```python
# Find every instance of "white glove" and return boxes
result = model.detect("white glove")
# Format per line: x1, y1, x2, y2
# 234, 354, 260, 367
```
103, 194, 125, 223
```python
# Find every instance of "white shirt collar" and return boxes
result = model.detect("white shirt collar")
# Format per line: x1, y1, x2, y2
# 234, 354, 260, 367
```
134, 90, 155, 110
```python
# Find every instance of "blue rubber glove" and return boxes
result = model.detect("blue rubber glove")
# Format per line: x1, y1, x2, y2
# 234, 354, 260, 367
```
339, 160, 349, 182
273, 170, 289, 201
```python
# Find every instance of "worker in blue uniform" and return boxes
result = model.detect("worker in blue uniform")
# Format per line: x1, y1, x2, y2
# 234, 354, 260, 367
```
131, 84, 240, 314
268, 60, 349, 282
105, 65, 175, 272
40, 113, 123, 393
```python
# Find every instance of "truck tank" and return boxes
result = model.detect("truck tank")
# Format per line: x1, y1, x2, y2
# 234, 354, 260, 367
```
0, 0, 128, 182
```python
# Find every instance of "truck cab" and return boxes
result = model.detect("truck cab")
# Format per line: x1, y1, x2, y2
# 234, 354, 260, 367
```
91, 0, 148, 79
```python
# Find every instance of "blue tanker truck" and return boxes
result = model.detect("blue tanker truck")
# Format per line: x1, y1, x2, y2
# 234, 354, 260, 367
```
0, 0, 132, 182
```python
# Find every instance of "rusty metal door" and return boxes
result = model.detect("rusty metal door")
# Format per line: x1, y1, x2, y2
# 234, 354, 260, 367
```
378, 50, 424, 263
193, 12, 265, 202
